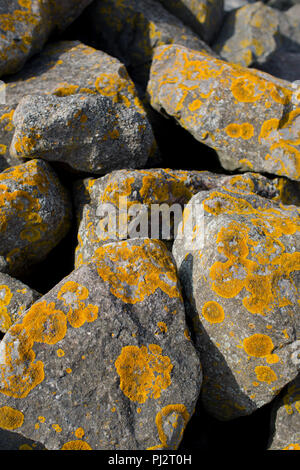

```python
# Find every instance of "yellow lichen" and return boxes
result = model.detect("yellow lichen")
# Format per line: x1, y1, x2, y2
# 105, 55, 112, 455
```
201, 301, 225, 324
0, 406, 24, 430
61, 440, 92, 450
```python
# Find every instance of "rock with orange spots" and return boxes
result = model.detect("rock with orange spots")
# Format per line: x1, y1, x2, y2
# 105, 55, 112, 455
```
173, 187, 300, 420
0, 159, 71, 276
0, 272, 40, 333
268, 374, 300, 450
74, 0, 217, 87
148, 44, 300, 181
73, 169, 300, 268
157, 0, 224, 44
0, 238, 201, 449
0, 0, 93, 77
0, 40, 154, 171
212, 2, 300, 74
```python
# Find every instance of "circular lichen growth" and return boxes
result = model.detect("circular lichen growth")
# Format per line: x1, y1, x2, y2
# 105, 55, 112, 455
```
201, 301, 225, 324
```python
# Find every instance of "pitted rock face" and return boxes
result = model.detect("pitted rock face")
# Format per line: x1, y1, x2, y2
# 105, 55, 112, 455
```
0, 40, 156, 172
268, 374, 300, 450
148, 44, 300, 181
0, 238, 201, 450
76, 0, 217, 86
74, 170, 300, 269
0, 159, 71, 276
0, 272, 40, 333
157, 0, 224, 44
0, 0, 93, 78
10, 92, 155, 174
172, 188, 300, 420
213, 2, 300, 69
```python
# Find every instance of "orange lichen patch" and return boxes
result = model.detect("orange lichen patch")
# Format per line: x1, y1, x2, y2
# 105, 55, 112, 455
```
283, 383, 300, 415
0, 323, 44, 398
157, 322, 168, 333
13, 132, 41, 156
255, 366, 277, 384
223, 175, 255, 195
53, 83, 79, 97
282, 444, 300, 450
201, 301, 225, 324
19, 444, 32, 450
66, 368, 72, 374
225, 123, 254, 140
184, 329, 191, 341
115, 344, 173, 404
0, 406, 24, 430
38, 416, 45, 423
94, 240, 181, 304
56, 349, 65, 358
52, 424, 62, 433
258, 118, 279, 144
0, 285, 13, 331
61, 440, 92, 450
75, 427, 85, 438
243, 334, 274, 358
57, 281, 98, 328
22, 301, 67, 345
148, 404, 190, 450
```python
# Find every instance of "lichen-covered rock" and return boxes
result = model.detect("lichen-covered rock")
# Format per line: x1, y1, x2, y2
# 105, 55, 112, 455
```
0, 238, 201, 450
148, 44, 300, 181
0, 0, 93, 77
0, 159, 71, 276
172, 187, 300, 420
76, 0, 216, 86
268, 374, 300, 450
212, 2, 300, 69
255, 50, 300, 83
74, 169, 300, 268
10, 92, 155, 174
0, 272, 40, 333
0, 40, 156, 173
157, 0, 224, 44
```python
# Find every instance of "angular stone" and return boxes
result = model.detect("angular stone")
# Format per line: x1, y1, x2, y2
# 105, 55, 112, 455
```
212, 2, 300, 69
0, 0, 93, 77
0, 159, 71, 276
74, 169, 300, 268
267, 0, 300, 10
172, 187, 300, 420
148, 44, 300, 181
0, 428, 45, 450
0, 272, 40, 333
224, 0, 256, 12
268, 374, 300, 450
255, 50, 300, 83
0, 40, 156, 173
157, 0, 224, 44
10, 92, 155, 174
0, 238, 201, 450
76, 0, 216, 86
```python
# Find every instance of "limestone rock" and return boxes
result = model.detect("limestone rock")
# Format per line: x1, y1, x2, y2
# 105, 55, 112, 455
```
157, 0, 224, 44
74, 169, 300, 268
213, 2, 300, 69
0, 272, 40, 333
0, 159, 71, 276
0, 0, 93, 77
0, 238, 201, 450
75, 0, 217, 86
268, 374, 300, 450
148, 44, 300, 181
172, 187, 300, 420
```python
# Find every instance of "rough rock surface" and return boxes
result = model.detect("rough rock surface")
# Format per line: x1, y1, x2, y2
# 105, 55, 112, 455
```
148, 44, 300, 181
157, 0, 224, 44
0, 238, 201, 450
213, 2, 300, 70
76, 0, 216, 86
0, 272, 40, 333
172, 187, 300, 420
74, 170, 300, 268
10, 92, 155, 174
268, 374, 300, 450
0, 0, 93, 77
0, 159, 71, 276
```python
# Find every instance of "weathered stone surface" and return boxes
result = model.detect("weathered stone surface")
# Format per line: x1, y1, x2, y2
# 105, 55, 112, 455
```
172, 187, 300, 420
157, 0, 224, 44
10, 92, 155, 174
0, 428, 45, 450
76, 0, 216, 86
148, 44, 300, 181
213, 2, 300, 69
0, 40, 156, 173
0, 272, 40, 333
255, 50, 300, 83
0, 238, 201, 450
224, 0, 256, 12
0, 159, 71, 276
268, 374, 300, 450
74, 169, 300, 268
0, 0, 93, 77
